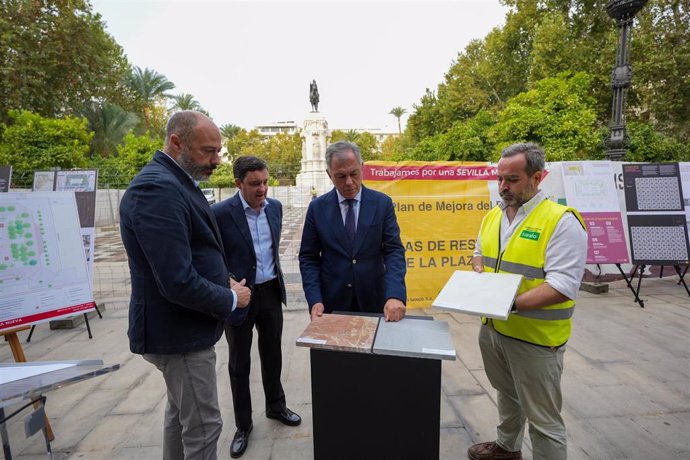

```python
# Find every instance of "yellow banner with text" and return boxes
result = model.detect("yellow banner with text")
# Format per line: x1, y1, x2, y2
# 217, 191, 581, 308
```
363, 161, 498, 309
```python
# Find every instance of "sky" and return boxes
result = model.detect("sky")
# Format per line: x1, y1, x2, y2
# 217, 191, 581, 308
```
90, 1, 508, 132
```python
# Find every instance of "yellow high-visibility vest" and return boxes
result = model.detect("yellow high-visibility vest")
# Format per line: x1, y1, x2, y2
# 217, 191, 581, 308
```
479, 199, 586, 347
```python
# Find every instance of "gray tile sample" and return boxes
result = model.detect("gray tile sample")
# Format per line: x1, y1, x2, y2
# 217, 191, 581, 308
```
373, 318, 456, 361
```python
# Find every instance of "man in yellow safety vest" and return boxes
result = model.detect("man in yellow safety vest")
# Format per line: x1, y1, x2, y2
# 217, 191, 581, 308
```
467, 142, 587, 460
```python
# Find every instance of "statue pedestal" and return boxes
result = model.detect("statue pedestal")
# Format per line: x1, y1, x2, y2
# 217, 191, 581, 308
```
296, 113, 330, 197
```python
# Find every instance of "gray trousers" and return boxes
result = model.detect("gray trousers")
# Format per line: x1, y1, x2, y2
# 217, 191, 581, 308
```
144, 347, 223, 460
479, 324, 567, 460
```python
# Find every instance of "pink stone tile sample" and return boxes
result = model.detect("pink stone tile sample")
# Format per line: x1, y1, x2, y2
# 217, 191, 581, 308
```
295, 314, 379, 353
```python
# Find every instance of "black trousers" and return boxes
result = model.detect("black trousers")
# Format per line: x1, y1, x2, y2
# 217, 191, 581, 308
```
225, 278, 286, 430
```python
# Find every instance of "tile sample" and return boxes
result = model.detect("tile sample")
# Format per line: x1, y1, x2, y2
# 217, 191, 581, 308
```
373, 318, 456, 360
295, 313, 379, 353
433, 270, 522, 320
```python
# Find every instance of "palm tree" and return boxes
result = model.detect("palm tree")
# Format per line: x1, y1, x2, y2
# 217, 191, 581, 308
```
124, 66, 175, 129
343, 129, 361, 143
389, 107, 407, 134
220, 123, 243, 140
82, 101, 139, 158
172, 93, 202, 111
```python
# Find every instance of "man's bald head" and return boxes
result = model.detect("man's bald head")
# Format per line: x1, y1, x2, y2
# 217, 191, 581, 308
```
164, 111, 222, 181
165, 111, 211, 151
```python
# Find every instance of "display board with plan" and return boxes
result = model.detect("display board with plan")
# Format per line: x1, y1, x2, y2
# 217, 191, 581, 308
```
32, 171, 56, 192
623, 163, 690, 265
561, 161, 629, 264
627, 214, 689, 265
0, 192, 95, 331
624, 163, 684, 212
33, 170, 98, 277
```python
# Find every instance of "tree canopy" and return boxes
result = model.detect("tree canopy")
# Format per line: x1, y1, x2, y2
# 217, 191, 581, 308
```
0, 110, 92, 183
0, 0, 129, 123
220, 124, 243, 140
172, 93, 206, 113
224, 130, 303, 184
389, 107, 407, 134
82, 102, 139, 159
95, 131, 162, 187
492, 72, 600, 161
124, 66, 175, 131
329, 130, 380, 162
405, 0, 690, 161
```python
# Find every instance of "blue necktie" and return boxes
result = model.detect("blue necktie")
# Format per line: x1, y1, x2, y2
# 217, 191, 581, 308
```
345, 199, 356, 247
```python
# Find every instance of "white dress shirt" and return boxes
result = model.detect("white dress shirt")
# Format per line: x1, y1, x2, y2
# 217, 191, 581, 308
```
238, 192, 277, 285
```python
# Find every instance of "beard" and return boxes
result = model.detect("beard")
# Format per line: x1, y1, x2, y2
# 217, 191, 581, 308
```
499, 191, 520, 207
178, 149, 215, 181
500, 183, 537, 207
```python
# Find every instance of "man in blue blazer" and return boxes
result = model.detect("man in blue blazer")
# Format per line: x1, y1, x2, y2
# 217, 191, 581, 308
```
299, 141, 407, 321
120, 111, 251, 459
212, 156, 301, 458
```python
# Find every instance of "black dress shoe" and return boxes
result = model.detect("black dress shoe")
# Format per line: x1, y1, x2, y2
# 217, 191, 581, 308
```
266, 407, 302, 426
230, 424, 252, 458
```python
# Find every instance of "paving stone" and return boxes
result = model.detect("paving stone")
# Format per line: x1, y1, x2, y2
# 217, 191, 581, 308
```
74, 414, 143, 452
108, 446, 164, 460
440, 392, 463, 429
447, 393, 500, 444
271, 435, 313, 460
441, 358, 485, 398
440, 427, 475, 460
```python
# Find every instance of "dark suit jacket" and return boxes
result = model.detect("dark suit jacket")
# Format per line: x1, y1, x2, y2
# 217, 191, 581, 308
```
119, 151, 246, 355
211, 194, 287, 306
299, 185, 406, 313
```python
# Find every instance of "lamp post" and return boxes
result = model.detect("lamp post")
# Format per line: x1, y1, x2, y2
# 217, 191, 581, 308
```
605, 0, 648, 161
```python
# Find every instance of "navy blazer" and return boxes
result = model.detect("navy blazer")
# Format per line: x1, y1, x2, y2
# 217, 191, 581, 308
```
211, 193, 287, 305
299, 185, 407, 313
120, 151, 246, 355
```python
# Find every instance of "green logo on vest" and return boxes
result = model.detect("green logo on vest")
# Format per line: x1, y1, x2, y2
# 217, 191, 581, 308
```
519, 229, 540, 241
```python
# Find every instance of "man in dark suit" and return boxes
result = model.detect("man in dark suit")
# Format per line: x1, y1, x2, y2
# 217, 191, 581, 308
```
212, 156, 301, 458
299, 141, 407, 321
120, 111, 251, 460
